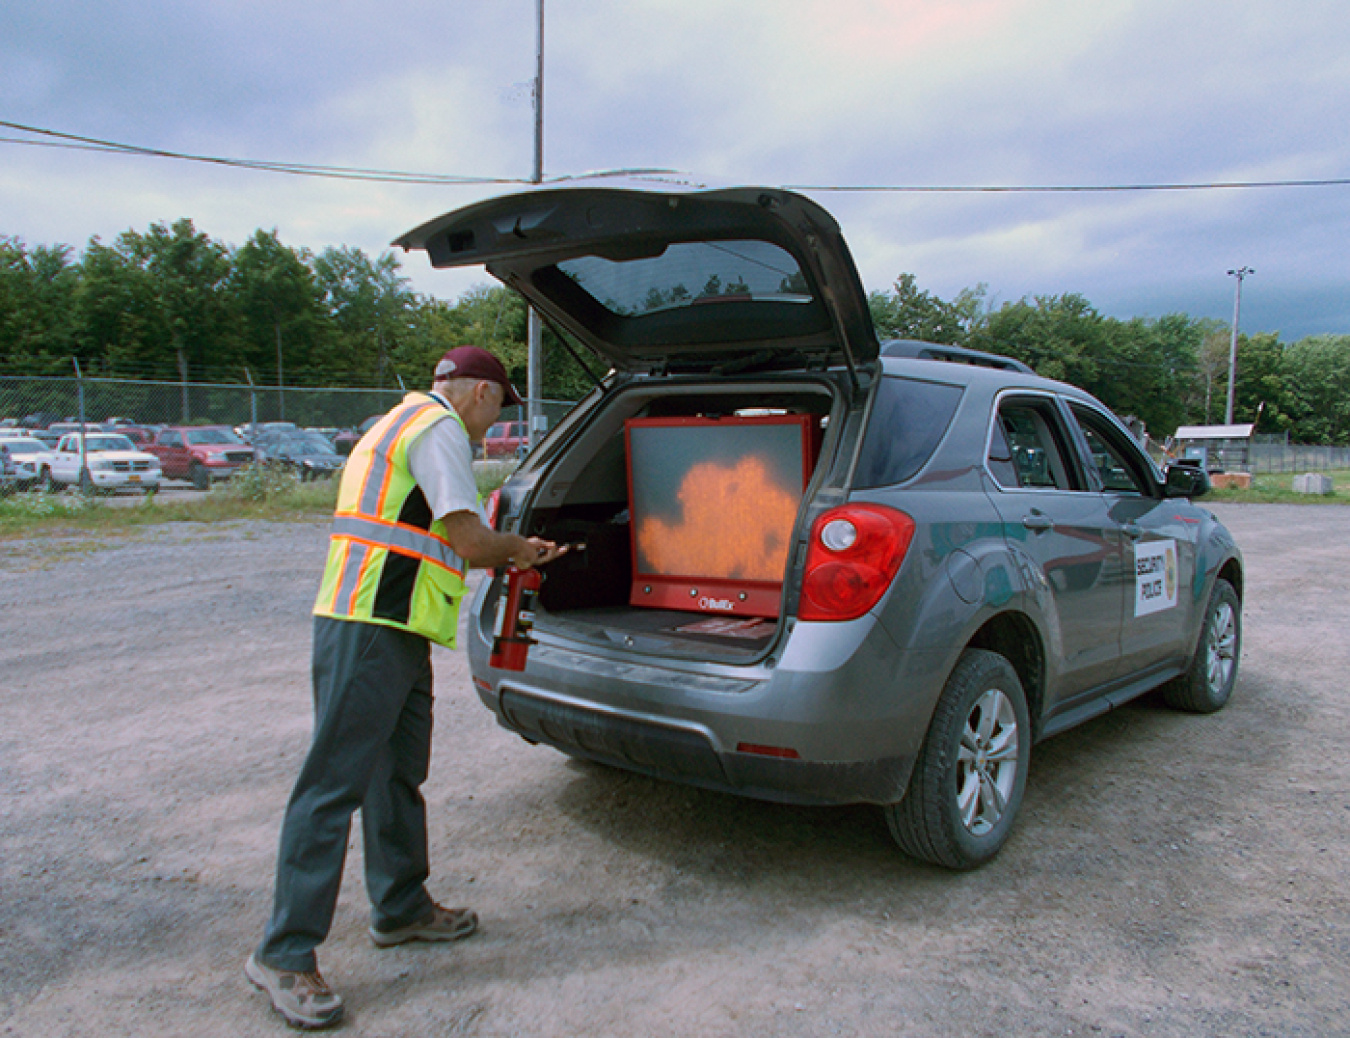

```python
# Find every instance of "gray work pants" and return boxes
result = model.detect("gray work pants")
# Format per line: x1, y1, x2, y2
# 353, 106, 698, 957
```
257, 616, 436, 972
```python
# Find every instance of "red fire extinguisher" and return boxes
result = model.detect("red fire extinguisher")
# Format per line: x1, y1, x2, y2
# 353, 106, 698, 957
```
489, 565, 542, 671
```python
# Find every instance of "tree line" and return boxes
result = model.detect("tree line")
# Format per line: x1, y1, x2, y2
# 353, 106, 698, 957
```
0, 219, 596, 403
3, 221, 1347, 443
869, 274, 1350, 445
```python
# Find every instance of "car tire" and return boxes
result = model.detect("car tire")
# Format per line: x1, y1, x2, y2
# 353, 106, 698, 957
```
1162, 578, 1240, 713
884, 648, 1031, 869
39, 467, 58, 492
190, 462, 210, 492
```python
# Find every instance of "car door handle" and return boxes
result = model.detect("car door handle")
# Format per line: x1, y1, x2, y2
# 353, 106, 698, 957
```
1022, 512, 1054, 533
1121, 523, 1143, 540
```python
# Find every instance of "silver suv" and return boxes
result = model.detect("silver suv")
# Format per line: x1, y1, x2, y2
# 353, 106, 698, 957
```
396, 185, 1243, 869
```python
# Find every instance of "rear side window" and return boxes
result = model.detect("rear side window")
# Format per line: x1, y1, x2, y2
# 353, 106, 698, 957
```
987, 398, 1082, 491
854, 377, 964, 488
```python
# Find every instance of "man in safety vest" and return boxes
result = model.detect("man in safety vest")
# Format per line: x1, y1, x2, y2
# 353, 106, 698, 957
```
246, 346, 565, 1030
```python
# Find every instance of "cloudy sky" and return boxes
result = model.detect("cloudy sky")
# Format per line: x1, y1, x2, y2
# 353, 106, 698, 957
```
3, 0, 1348, 340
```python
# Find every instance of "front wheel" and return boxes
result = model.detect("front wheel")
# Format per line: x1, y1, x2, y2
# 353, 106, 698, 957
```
190, 462, 210, 491
884, 648, 1031, 869
1163, 578, 1240, 713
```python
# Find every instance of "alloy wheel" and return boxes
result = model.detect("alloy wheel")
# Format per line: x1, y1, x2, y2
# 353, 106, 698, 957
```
956, 688, 1020, 836
1205, 601, 1237, 697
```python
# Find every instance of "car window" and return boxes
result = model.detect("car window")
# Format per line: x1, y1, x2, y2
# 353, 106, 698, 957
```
853, 376, 964, 488
1068, 404, 1154, 496
557, 240, 812, 317
160, 431, 184, 447
488, 423, 506, 438
87, 435, 134, 452
186, 428, 242, 446
988, 398, 1081, 491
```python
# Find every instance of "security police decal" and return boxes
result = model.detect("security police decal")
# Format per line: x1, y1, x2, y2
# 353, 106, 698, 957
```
1135, 539, 1178, 616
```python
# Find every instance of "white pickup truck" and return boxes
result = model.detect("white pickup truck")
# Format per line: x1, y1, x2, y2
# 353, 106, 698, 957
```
38, 432, 162, 494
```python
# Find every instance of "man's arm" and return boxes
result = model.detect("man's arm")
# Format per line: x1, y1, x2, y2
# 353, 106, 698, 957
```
440, 510, 566, 570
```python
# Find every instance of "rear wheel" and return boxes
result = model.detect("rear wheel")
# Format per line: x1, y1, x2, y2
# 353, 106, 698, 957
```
1163, 578, 1240, 713
885, 648, 1031, 869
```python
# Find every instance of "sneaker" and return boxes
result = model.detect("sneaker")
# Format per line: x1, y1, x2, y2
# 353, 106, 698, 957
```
369, 903, 479, 948
244, 953, 344, 1030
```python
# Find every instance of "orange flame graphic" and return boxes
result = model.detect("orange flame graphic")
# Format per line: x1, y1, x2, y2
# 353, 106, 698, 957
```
637, 455, 800, 581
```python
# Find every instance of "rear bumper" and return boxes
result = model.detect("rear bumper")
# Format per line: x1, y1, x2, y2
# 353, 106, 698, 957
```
492, 682, 913, 805
468, 612, 947, 807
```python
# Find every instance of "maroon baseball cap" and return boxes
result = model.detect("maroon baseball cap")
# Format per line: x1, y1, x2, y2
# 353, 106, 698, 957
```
433, 346, 523, 406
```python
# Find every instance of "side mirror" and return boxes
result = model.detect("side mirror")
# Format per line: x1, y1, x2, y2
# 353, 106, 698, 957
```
1164, 464, 1210, 499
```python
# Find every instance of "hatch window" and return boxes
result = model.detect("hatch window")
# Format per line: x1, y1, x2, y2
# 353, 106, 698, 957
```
558, 240, 813, 317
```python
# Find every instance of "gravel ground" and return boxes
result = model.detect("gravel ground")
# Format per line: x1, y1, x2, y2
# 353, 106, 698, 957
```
0, 504, 1347, 1037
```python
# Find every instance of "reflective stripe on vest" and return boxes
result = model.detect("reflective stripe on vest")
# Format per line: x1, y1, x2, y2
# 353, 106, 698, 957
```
314, 393, 469, 646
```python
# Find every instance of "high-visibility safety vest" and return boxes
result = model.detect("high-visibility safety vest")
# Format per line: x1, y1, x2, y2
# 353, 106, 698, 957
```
313, 392, 470, 647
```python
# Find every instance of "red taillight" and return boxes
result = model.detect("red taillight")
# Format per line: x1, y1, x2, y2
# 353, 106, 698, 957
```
485, 488, 502, 530
736, 742, 801, 759
797, 503, 915, 622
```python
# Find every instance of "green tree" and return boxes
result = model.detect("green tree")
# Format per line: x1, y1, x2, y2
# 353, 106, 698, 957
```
403, 284, 594, 401
231, 231, 329, 402
867, 273, 985, 344
1282, 335, 1350, 444
109, 220, 239, 408
0, 237, 79, 374
312, 247, 416, 386
1231, 332, 1289, 432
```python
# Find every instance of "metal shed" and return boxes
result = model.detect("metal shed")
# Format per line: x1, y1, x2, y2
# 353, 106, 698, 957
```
1170, 424, 1256, 473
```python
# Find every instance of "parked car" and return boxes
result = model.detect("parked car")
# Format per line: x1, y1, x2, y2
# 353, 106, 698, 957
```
333, 415, 384, 456
0, 436, 52, 491
39, 432, 161, 493
252, 431, 345, 480
483, 420, 529, 459
145, 426, 258, 490
394, 184, 1244, 869
113, 425, 158, 449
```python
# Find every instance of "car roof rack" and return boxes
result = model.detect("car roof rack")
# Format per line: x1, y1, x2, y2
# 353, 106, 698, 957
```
880, 338, 1035, 374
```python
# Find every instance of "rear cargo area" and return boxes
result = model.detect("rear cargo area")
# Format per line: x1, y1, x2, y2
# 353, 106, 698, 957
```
508, 379, 842, 661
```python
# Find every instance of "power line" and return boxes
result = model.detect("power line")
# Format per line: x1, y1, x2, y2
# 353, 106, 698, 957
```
0, 121, 524, 186
789, 178, 1350, 193
4, 120, 1350, 194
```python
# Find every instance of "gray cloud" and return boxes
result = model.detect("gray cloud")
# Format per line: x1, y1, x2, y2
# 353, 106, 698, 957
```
2, 0, 1347, 340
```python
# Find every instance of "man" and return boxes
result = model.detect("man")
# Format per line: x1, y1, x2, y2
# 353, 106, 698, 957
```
246, 346, 565, 1030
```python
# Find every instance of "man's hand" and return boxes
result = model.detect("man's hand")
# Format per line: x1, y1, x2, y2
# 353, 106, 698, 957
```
511, 537, 568, 570
441, 510, 568, 570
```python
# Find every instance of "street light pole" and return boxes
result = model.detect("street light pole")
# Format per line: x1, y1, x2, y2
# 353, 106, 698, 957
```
526, 0, 545, 450
1224, 266, 1253, 426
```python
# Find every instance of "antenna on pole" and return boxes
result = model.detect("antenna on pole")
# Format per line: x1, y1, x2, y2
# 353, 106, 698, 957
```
526, 0, 545, 453
1224, 266, 1253, 426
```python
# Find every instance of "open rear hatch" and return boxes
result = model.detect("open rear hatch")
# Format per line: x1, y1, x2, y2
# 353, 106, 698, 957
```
395, 185, 878, 377
395, 185, 880, 662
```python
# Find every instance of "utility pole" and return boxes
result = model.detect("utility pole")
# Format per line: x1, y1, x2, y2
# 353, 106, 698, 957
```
526, 0, 545, 451
1224, 267, 1253, 426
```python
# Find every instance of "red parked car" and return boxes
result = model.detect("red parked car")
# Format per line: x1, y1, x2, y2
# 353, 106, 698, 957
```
145, 426, 258, 490
483, 420, 529, 458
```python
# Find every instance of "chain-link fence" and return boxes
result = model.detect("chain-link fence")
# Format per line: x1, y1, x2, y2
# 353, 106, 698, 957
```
1249, 444, 1350, 474
0, 375, 578, 438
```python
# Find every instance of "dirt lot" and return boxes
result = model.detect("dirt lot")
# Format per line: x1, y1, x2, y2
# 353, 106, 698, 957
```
1, 504, 1347, 1037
